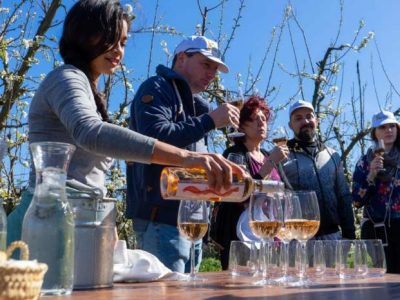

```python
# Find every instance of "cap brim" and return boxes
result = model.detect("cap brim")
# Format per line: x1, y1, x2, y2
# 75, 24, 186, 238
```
373, 119, 399, 128
193, 51, 229, 73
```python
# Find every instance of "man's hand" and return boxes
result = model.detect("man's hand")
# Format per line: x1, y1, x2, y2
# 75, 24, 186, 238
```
269, 145, 289, 164
208, 103, 240, 129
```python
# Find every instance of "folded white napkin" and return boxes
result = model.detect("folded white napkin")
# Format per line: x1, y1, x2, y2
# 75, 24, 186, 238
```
113, 240, 188, 282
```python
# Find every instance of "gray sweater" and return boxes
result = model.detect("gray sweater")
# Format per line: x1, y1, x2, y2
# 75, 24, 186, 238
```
28, 64, 156, 195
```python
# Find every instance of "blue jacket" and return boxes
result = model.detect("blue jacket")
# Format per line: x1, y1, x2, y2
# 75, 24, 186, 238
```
126, 65, 215, 226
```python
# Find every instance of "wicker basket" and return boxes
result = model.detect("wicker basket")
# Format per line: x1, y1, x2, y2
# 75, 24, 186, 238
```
0, 241, 48, 300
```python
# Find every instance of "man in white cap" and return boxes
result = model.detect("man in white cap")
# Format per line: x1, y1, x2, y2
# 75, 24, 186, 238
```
126, 35, 239, 272
283, 100, 355, 240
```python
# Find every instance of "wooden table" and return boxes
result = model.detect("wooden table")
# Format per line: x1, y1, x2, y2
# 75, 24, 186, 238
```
41, 272, 400, 300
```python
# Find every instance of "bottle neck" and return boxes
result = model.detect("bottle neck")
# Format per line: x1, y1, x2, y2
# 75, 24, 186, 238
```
254, 179, 284, 195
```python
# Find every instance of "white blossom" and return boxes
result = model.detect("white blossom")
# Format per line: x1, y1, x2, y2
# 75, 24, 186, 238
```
328, 86, 338, 94
22, 39, 33, 48
124, 4, 133, 14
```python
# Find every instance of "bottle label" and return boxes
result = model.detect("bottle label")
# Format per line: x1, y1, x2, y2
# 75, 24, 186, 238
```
174, 182, 245, 202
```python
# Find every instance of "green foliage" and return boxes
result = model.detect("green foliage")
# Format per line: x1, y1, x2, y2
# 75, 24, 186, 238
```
199, 257, 222, 272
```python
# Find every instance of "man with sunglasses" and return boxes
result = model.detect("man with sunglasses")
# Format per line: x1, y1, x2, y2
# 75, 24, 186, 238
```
126, 36, 239, 272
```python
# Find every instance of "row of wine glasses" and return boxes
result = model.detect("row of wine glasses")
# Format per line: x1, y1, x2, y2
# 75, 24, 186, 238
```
248, 190, 320, 287
176, 190, 320, 285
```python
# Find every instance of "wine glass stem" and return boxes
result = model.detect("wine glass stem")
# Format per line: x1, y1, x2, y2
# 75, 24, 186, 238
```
282, 241, 289, 277
299, 240, 307, 279
190, 242, 195, 278
261, 240, 270, 280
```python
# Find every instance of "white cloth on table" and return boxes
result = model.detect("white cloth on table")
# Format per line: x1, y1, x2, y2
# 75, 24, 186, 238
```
236, 208, 261, 249
113, 240, 188, 282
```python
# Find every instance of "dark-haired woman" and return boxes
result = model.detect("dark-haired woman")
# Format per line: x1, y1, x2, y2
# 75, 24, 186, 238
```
7, 0, 241, 246
352, 110, 400, 273
210, 95, 288, 270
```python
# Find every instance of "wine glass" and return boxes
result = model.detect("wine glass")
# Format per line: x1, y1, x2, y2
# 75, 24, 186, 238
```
248, 192, 283, 285
227, 153, 248, 172
177, 200, 208, 281
373, 139, 386, 172
272, 126, 290, 147
274, 190, 299, 285
224, 90, 245, 138
286, 190, 320, 287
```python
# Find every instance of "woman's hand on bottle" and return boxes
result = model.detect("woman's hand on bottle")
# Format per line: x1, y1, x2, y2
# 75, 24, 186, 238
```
368, 155, 384, 180
182, 152, 246, 191
269, 144, 289, 164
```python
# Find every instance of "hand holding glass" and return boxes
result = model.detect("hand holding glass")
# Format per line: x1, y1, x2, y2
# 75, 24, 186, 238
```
224, 90, 245, 138
373, 139, 386, 172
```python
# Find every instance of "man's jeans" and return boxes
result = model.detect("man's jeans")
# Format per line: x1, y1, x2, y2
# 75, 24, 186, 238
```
134, 219, 203, 273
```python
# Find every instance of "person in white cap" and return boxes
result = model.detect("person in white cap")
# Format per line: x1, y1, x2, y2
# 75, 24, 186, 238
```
282, 100, 355, 240
126, 35, 240, 273
352, 110, 400, 273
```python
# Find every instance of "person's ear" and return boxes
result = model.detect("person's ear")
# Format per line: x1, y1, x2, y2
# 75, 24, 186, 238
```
175, 52, 186, 66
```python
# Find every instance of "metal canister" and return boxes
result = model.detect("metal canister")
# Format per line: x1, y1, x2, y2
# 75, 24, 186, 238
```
67, 184, 116, 290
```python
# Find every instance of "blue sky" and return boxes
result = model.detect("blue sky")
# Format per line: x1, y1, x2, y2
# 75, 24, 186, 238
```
2, 0, 400, 185
127, 0, 400, 130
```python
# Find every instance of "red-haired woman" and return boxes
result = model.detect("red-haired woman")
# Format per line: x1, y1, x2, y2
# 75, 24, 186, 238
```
210, 95, 288, 270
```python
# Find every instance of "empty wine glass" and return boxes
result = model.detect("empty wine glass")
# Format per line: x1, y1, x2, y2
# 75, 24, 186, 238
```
177, 200, 208, 281
248, 192, 283, 285
224, 90, 245, 138
286, 190, 320, 287
227, 153, 248, 171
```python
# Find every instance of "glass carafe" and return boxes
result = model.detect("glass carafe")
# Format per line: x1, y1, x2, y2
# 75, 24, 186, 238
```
22, 142, 76, 295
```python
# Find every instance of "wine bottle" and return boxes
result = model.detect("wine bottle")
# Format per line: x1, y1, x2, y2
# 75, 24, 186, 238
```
160, 167, 284, 202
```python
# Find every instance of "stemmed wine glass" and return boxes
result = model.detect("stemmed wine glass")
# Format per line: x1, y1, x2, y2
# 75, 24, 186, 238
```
224, 90, 245, 138
274, 190, 298, 285
373, 139, 386, 172
272, 126, 290, 147
286, 190, 320, 287
177, 200, 208, 281
248, 192, 283, 285
226, 153, 248, 172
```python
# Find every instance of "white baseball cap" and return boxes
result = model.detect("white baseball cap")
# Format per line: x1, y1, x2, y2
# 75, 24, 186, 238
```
372, 111, 398, 128
289, 100, 314, 117
174, 35, 229, 73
